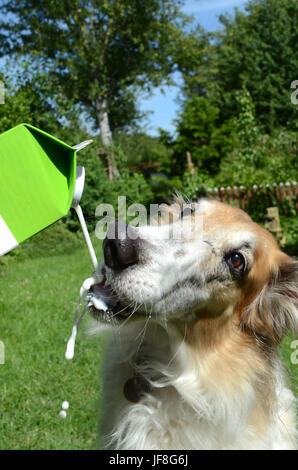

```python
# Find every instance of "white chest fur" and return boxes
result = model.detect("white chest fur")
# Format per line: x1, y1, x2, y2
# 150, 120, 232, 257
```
98, 321, 297, 450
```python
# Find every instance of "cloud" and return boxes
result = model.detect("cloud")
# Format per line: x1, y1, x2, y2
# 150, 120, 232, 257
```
182, 0, 247, 14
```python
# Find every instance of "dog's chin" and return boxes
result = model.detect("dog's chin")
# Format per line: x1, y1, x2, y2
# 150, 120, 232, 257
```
88, 303, 131, 324
87, 276, 135, 325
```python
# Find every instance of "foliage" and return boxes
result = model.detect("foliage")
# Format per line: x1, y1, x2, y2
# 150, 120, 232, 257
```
0, 0, 192, 138
183, 0, 298, 133
65, 136, 154, 231
0, 220, 82, 266
280, 215, 298, 256
113, 133, 172, 174
168, 96, 236, 175
181, 89, 297, 224
0, 75, 33, 132
216, 89, 298, 188
113, 133, 180, 203
164, 0, 298, 206
0, 64, 80, 134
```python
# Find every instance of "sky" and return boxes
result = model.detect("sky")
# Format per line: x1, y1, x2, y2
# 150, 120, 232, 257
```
139, 0, 248, 137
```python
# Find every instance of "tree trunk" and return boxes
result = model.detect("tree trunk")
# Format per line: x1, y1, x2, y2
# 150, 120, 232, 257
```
186, 150, 195, 179
95, 96, 120, 177
96, 96, 112, 146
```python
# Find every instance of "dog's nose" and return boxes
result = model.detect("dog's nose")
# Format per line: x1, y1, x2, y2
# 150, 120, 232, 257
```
103, 221, 139, 271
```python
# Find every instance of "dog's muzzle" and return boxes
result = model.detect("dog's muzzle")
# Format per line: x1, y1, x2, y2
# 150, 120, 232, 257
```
103, 221, 139, 271
87, 221, 140, 323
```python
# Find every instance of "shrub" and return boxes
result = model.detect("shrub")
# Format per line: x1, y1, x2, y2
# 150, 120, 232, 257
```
0, 220, 81, 265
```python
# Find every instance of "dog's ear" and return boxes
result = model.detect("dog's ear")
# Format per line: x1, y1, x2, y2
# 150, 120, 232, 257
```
242, 254, 298, 344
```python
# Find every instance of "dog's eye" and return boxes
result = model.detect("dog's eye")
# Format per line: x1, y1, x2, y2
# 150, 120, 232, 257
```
180, 206, 195, 218
226, 252, 246, 274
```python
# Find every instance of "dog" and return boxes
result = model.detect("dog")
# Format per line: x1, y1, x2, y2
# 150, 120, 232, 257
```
88, 198, 297, 450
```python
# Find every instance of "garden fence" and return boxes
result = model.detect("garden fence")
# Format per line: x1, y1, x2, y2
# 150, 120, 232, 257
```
195, 181, 297, 215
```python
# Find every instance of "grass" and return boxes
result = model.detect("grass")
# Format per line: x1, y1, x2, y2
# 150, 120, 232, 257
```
0, 240, 104, 450
0, 236, 297, 449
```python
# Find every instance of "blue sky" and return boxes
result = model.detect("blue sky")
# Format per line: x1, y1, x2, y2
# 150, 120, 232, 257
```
139, 0, 248, 137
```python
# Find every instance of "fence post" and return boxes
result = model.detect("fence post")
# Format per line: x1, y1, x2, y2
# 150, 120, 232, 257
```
240, 185, 245, 210
279, 182, 287, 215
273, 183, 279, 204
279, 182, 285, 202
227, 186, 232, 204
233, 186, 239, 207
265, 184, 272, 207
214, 187, 220, 201
220, 187, 225, 203
293, 181, 298, 211
285, 182, 293, 213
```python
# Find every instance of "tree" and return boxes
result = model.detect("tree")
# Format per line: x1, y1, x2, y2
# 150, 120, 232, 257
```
0, 66, 78, 134
180, 0, 298, 132
163, 96, 236, 176
0, 0, 190, 158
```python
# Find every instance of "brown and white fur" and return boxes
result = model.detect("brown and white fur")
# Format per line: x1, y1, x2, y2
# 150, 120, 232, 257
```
88, 198, 298, 450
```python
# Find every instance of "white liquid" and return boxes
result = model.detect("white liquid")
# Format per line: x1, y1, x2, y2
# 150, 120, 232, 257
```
65, 272, 103, 361
65, 325, 77, 360
89, 296, 108, 312
61, 203, 100, 418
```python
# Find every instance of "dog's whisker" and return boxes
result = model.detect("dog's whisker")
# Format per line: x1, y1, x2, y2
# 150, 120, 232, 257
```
116, 306, 139, 332
167, 322, 187, 369
117, 311, 134, 331
135, 310, 150, 342
136, 314, 151, 354
109, 301, 135, 319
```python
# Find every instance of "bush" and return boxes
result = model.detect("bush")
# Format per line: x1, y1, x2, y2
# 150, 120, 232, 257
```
181, 90, 297, 227
216, 90, 298, 188
0, 220, 82, 265
166, 96, 236, 176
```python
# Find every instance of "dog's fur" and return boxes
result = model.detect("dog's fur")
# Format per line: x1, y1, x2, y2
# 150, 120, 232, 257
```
89, 198, 297, 450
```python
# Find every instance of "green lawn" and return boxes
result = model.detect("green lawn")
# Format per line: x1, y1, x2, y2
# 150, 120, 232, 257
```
0, 240, 297, 449
0, 243, 105, 450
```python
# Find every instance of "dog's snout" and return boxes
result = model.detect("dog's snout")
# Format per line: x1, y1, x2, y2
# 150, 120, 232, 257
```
104, 221, 139, 271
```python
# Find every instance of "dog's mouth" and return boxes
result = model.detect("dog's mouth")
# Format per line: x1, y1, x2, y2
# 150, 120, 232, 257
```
86, 271, 132, 324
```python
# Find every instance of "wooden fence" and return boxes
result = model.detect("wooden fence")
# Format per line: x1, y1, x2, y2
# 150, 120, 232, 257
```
195, 181, 297, 214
